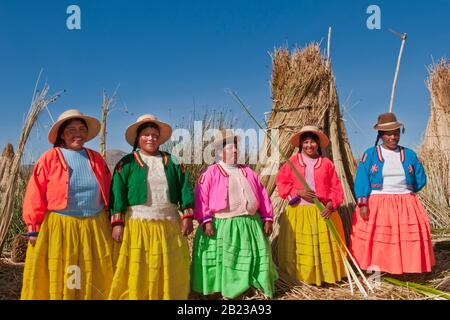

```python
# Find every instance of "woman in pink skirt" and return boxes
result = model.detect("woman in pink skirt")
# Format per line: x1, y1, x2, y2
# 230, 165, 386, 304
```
350, 112, 435, 274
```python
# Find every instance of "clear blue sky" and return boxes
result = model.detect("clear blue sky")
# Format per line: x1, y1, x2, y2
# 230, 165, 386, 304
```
1, 0, 449, 162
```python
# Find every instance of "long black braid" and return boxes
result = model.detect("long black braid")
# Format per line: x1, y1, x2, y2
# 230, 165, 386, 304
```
374, 131, 382, 146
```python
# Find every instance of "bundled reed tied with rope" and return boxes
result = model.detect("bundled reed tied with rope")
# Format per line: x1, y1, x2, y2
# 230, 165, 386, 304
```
0, 74, 63, 255
255, 43, 357, 247
418, 59, 450, 229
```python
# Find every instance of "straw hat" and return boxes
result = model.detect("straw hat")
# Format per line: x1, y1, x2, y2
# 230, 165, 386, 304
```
213, 129, 241, 147
125, 114, 173, 146
373, 112, 403, 131
48, 109, 101, 144
290, 125, 330, 148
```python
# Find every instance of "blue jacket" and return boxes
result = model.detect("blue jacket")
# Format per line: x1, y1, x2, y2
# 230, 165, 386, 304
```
354, 145, 427, 206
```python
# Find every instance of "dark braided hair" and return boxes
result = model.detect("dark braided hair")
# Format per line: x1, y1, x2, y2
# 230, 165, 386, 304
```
132, 122, 160, 151
374, 131, 382, 146
299, 132, 323, 156
53, 118, 88, 148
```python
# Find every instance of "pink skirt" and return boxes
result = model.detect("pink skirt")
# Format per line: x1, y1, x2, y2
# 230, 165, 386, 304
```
350, 193, 435, 274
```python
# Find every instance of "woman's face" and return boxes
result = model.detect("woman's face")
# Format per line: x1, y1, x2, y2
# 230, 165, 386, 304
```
380, 129, 400, 150
220, 142, 238, 165
301, 137, 319, 157
138, 127, 161, 155
60, 120, 88, 151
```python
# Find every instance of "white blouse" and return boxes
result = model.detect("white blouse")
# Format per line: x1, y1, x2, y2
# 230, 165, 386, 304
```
128, 152, 179, 222
214, 161, 259, 219
371, 146, 411, 195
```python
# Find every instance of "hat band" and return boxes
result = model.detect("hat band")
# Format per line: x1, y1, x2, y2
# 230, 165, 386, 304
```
376, 121, 402, 127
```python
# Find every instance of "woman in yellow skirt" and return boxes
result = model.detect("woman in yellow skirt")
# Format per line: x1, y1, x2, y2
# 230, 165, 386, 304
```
275, 126, 346, 286
108, 114, 194, 300
21, 109, 114, 300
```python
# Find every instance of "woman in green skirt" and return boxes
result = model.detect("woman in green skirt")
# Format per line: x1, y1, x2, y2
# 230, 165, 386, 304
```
191, 129, 278, 299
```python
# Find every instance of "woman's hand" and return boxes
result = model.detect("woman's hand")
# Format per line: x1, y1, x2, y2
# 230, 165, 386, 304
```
181, 218, 194, 236
203, 222, 215, 237
28, 235, 38, 246
359, 206, 369, 220
112, 224, 124, 243
320, 201, 334, 219
263, 221, 273, 237
296, 188, 317, 203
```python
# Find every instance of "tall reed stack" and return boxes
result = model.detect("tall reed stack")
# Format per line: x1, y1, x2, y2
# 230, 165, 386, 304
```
418, 59, 450, 229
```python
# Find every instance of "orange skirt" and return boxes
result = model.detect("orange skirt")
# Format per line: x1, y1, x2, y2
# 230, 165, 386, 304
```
350, 194, 435, 274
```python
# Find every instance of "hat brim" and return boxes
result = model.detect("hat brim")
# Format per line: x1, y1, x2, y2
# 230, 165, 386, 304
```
125, 119, 173, 146
48, 115, 101, 144
290, 130, 330, 148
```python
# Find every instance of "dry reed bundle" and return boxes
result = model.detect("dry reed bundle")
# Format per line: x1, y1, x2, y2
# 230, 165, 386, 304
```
255, 43, 357, 248
0, 144, 14, 193
0, 73, 63, 254
418, 59, 450, 229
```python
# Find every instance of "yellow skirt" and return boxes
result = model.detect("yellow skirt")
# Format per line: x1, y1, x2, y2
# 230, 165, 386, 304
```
277, 204, 346, 286
109, 217, 190, 300
21, 211, 114, 300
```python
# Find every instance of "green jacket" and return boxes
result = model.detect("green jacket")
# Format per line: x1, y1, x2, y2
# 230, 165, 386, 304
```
109, 151, 194, 225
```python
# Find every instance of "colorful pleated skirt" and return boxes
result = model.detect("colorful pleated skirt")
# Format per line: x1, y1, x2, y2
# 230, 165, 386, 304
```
191, 215, 278, 299
21, 211, 114, 300
277, 204, 346, 286
350, 193, 435, 274
108, 217, 190, 300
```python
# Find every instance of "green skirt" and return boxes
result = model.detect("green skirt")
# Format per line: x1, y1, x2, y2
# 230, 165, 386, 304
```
191, 215, 278, 298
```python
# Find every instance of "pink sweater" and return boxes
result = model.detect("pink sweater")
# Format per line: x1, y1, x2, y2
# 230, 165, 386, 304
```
194, 163, 274, 224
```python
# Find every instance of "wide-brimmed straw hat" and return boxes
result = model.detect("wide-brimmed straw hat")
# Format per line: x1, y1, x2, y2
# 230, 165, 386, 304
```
213, 129, 241, 147
48, 109, 101, 144
125, 114, 173, 146
290, 125, 330, 148
373, 112, 403, 131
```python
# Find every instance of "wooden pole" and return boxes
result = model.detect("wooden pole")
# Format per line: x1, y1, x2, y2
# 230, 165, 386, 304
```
99, 90, 107, 159
389, 33, 407, 113
99, 85, 121, 160
327, 26, 332, 66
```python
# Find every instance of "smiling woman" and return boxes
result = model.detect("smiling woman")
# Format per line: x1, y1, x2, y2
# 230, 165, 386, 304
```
20, 109, 114, 300
54, 119, 88, 150
108, 114, 194, 300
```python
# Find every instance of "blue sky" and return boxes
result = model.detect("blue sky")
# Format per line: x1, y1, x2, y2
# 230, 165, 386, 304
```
1, 0, 449, 162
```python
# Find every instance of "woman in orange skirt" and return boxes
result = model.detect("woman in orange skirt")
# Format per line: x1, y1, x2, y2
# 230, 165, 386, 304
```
350, 112, 435, 274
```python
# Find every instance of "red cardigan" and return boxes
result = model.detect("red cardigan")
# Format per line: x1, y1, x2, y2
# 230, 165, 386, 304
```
22, 147, 111, 233
276, 153, 344, 210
